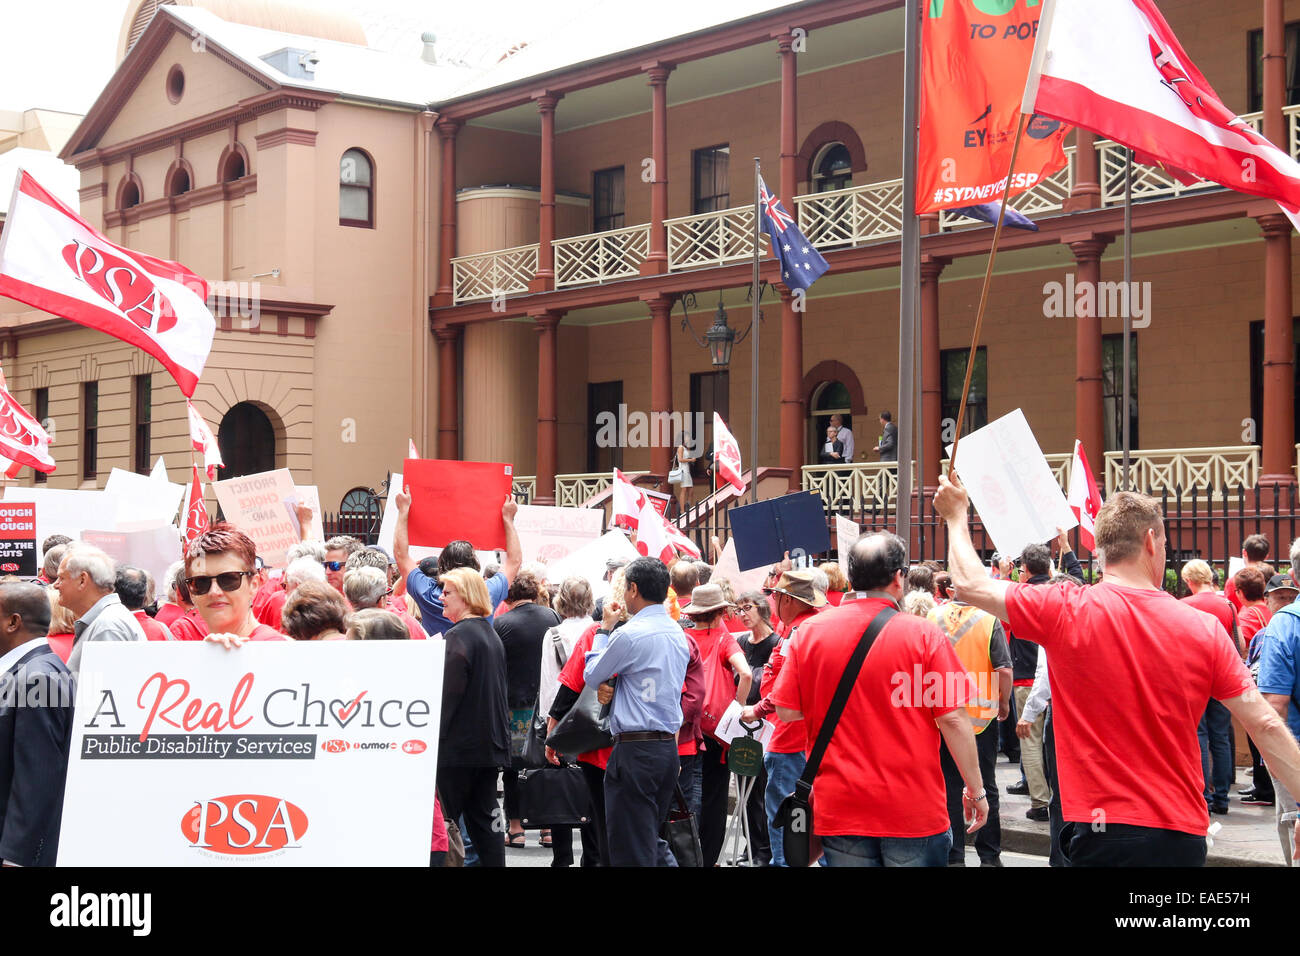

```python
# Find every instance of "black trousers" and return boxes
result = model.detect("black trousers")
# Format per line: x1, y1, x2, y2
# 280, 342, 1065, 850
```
604, 738, 678, 867
437, 765, 505, 867
1000, 691, 1021, 761
940, 721, 1001, 863
1065, 822, 1207, 867
1043, 703, 1067, 867
700, 736, 730, 867
551, 761, 608, 867
1247, 737, 1275, 800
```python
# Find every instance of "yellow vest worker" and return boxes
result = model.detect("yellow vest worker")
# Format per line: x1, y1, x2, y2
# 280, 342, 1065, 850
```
928, 603, 1009, 733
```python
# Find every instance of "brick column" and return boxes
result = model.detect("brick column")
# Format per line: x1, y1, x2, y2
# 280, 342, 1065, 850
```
647, 295, 675, 481
641, 65, 673, 276
530, 93, 561, 292
778, 33, 803, 488
435, 325, 460, 459
533, 311, 562, 505
921, 257, 949, 484
433, 118, 460, 307
1069, 237, 1112, 482
1064, 129, 1101, 212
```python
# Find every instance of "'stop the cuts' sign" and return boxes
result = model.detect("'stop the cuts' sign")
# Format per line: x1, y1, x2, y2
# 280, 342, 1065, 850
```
58, 641, 444, 866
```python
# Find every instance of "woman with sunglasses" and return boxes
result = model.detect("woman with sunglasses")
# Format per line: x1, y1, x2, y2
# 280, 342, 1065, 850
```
193, 525, 288, 645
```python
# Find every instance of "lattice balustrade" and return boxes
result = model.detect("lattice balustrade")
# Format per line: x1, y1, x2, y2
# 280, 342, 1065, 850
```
666, 206, 764, 270
1103, 447, 1259, 498
554, 224, 650, 288
451, 244, 538, 303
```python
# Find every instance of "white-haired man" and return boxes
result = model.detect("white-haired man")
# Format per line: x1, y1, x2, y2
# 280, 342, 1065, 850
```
56, 543, 145, 674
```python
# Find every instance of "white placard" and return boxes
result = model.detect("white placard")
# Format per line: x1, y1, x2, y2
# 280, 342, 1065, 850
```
3, 487, 120, 548
710, 538, 771, 595
1228, 556, 1245, 581
835, 515, 861, 577
106, 468, 186, 531
82, 525, 182, 589
212, 469, 300, 567
541, 530, 639, 592
287, 484, 324, 542
514, 504, 604, 565
59, 640, 443, 866
947, 408, 1077, 560
712, 699, 773, 747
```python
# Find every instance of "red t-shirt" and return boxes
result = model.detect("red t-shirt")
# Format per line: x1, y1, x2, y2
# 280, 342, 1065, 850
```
1006, 581, 1254, 836
168, 611, 209, 642
155, 603, 185, 628
249, 624, 289, 641
557, 624, 611, 770
48, 632, 74, 663
757, 608, 819, 754
1239, 604, 1272, 652
771, 597, 970, 838
684, 625, 743, 739
1180, 591, 1236, 644
255, 588, 288, 632
825, 590, 845, 607
133, 609, 173, 641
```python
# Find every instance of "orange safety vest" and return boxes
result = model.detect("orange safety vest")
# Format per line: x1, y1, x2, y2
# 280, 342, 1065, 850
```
928, 603, 1000, 733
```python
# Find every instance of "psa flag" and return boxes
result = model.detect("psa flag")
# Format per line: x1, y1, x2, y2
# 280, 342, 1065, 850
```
1067, 439, 1102, 552
0, 368, 54, 476
758, 176, 828, 292
0, 170, 214, 396
918, 0, 1069, 213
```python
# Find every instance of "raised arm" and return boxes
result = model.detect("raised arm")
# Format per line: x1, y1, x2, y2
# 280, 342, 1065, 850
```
393, 488, 416, 580
933, 473, 1011, 621
501, 497, 522, 583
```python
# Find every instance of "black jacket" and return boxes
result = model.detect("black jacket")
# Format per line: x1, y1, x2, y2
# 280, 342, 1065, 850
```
439, 617, 510, 768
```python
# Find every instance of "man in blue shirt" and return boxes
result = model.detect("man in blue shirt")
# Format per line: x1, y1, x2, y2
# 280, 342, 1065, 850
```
392, 489, 522, 637
585, 557, 690, 866
1256, 543, 1300, 866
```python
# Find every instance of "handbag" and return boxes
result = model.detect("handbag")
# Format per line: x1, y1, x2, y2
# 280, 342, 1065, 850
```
660, 782, 702, 867
667, 464, 685, 485
517, 763, 593, 827
775, 605, 895, 867
546, 681, 613, 755
521, 629, 571, 768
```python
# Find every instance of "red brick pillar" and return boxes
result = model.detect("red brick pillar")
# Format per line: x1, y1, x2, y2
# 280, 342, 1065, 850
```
641, 65, 673, 276
531, 93, 561, 292
647, 295, 675, 481
778, 33, 803, 489
433, 118, 460, 307
533, 311, 562, 504
1065, 129, 1101, 212
435, 325, 460, 459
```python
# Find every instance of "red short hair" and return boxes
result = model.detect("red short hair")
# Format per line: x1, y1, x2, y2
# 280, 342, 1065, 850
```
185, 522, 258, 576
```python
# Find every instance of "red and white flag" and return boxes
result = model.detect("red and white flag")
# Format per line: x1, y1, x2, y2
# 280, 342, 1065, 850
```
1067, 439, 1103, 553
713, 413, 746, 495
663, 516, 702, 560
632, 494, 671, 562
184, 464, 209, 550
0, 170, 215, 396
1023, 0, 1300, 230
611, 468, 644, 531
0, 367, 54, 477
187, 401, 223, 481
408, 438, 419, 460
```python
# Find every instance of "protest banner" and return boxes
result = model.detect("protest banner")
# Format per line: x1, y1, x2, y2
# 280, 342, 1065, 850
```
710, 538, 771, 595
3, 486, 119, 547
541, 529, 640, 599
0, 502, 37, 576
514, 504, 603, 565
835, 515, 861, 578
58, 640, 444, 866
82, 525, 181, 587
947, 408, 1077, 560
212, 469, 299, 567
402, 459, 513, 550
728, 491, 831, 572
287, 484, 324, 541
105, 467, 186, 531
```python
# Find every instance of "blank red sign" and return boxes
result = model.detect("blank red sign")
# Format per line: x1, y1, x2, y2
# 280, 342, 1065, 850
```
403, 459, 513, 550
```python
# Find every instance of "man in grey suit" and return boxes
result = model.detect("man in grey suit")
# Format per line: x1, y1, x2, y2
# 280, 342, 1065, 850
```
55, 544, 145, 674
875, 410, 898, 462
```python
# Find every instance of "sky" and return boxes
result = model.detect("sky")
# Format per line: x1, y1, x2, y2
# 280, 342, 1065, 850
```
0, 0, 630, 115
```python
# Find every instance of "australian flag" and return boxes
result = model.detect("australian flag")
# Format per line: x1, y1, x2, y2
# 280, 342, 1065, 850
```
758, 175, 828, 292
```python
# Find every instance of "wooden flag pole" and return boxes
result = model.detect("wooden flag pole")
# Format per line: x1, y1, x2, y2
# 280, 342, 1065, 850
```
948, 110, 1029, 471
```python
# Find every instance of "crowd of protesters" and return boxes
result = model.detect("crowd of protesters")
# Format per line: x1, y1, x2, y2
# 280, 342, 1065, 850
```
3, 472, 1300, 869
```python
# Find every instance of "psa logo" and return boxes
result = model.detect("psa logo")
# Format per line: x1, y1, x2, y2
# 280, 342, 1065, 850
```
182, 794, 307, 855
322, 739, 349, 753
0, 563, 16, 572
401, 740, 427, 754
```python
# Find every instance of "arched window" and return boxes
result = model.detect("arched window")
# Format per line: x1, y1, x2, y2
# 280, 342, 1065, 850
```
219, 146, 247, 183
339, 148, 374, 227
166, 163, 191, 197
810, 380, 853, 463
812, 142, 853, 193
119, 177, 141, 209
217, 402, 275, 478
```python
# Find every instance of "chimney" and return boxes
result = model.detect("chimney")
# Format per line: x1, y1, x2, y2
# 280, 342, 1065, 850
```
421, 32, 437, 65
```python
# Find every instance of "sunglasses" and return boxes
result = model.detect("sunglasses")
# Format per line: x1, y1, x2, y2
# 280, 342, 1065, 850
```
185, 571, 255, 595
323, 561, 346, 572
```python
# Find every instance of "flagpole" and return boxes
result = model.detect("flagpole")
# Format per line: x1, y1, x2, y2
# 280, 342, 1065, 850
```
751, 157, 762, 507
897, 0, 921, 555
947, 111, 1029, 470
1121, 147, 1133, 492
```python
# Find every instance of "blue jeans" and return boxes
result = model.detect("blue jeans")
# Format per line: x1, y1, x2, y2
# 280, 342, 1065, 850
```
678, 752, 702, 821
763, 750, 807, 868
822, 830, 951, 867
1198, 699, 1233, 810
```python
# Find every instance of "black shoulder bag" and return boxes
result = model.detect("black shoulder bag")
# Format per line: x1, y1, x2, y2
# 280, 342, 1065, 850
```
775, 606, 896, 867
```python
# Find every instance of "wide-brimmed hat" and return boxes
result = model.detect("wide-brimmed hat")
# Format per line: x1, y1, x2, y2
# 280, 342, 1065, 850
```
680, 583, 730, 615
1266, 573, 1298, 594
763, 569, 827, 608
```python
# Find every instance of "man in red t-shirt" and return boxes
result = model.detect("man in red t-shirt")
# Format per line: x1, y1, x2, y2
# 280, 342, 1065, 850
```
1181, 559, 1239, 815
936, 476, 1300, 865
770, 537, 987, 867
1224, 534, 1270, 611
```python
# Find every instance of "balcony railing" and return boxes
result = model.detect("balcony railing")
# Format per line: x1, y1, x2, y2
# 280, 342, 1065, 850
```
555, 471, 647, 508
451, 243, 538, 303
938, 146, 1076, 231
798, 178, 906, 246
665, 205, 765, 270
1104, 446, 1259, 499
554, 224, 650, 288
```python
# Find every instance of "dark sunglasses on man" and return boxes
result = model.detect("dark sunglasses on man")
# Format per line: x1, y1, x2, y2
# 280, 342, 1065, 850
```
185, 571, 255, 595
323, 560, 346, 572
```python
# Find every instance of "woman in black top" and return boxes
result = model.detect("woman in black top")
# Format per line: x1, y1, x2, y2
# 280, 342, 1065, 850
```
734, 589, 777, 865
437, 567, 510, 867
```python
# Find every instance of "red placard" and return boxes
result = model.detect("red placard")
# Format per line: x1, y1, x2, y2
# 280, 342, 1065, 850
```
403, 459, 513, 550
